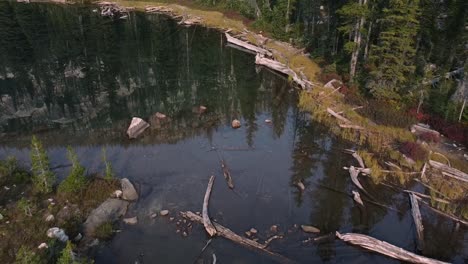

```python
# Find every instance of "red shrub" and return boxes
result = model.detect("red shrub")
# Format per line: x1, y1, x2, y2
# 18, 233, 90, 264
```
319, 72, 342, 84
407, 108, 429, 122
426, 116, 468, 147
399, 142, 428, 161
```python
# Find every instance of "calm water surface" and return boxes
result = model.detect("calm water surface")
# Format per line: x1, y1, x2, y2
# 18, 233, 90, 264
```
0, 2, 466, 263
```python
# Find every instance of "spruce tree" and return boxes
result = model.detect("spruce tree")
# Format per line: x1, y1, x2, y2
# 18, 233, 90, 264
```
58, 146, 87, 194
367, 0, 420, 100
30, 136, 55, 194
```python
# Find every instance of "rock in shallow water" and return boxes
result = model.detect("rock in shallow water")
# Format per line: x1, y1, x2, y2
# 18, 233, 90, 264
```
47, 227, 69, 242
160, 210, 169, 216
121, 178, 138, 201
126, 117, 149, 139
123, 216, 138, 225
231, 119, 241, 128
83, 198, 129, 236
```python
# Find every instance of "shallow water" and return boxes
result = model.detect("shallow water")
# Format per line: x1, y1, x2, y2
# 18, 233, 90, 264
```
0, 2, 467, 263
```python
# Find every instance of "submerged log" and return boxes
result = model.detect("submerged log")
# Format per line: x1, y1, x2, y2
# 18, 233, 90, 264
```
429, 160, 468, 183
225, 33, 272, 57
255, 54, 312, 89
221, 160, 234, 189
181, 211, 293, 263
203, 176, 217, 237
336, 232, 448, 264
409, 193, 424, 251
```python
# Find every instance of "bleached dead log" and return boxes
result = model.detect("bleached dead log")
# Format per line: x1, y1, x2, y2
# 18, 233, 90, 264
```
255, 54, 311, 89
352, 190, 364, 207
339, 124, 365, 130
410, 124, 440, 137
352, 152, 365, 168
181, 211, 293, 263
225, 33, 272, 57
327, 108, 351, 124
203, 176, 217, 237
324, 79, 342, 89
409, 193, 424, 251
348, 166, 365, 192
420, 163, 427, 182
429, 160, 468, 183
145, 6, 174, 13
336, 232, 448, 264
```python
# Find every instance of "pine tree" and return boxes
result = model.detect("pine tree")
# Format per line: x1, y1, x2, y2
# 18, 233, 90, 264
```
58, 146, 87, 194
367, 0, 420, 100
30, 136, 55, 194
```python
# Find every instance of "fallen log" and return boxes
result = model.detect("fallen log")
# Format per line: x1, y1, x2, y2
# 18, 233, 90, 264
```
417, 199, 468, 226
255, 54, 311, 90
352, 152, 365, 168
409, 193, 424, 251
181, 211, 293, 263
429, 160, 468, 183
403, 190, 450, 204
327, 108, 351, 124
352, 190, 364, 207
420, 163, 428, 182
410, 124, 440, 137
221, 159, 234, 189
336, 232, 448, 264
339, 124, 365, 130
225, 33, 272, 57
203, 176, 217, 237
348, 166, 365, 192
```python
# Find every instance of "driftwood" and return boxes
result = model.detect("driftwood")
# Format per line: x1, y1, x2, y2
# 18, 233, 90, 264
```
255, 54, 312, 90
410, 124, 440, 137
181, 211, 293, 263
339, 124, 365, 130
352, 190, 364, 207
221, 160, 234, 189
409, 193, 424, 251
403, 190, 451, 204
327, 108, 351, 124
145, 6, 174, 13
336, 232, 449, 264
225, 33, 272, 57
203, 176, 217, 237
348, 166, 365, 192
420, 163, 428, 182
352, 152, 365, 168
429, 160, 468, 183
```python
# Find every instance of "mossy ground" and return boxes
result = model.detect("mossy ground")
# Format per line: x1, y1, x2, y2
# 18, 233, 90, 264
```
0, 160, 119, 263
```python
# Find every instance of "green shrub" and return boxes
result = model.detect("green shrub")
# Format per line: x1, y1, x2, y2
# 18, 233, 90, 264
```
58, 147, 87, 194
30, 136, 55, 194
94, 222, 113, 240
57, 241, 75, 264
17, 198, 33, 217
15, 246, 42, 264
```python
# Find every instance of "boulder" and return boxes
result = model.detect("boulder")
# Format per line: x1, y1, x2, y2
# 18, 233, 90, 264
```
231, 119, 241, 129
154, 112, 167, 119
123, 216, 138, 225
126, 117, 149, 139
121, 178, 138, 201
160, 210, 169, 216
47, 227, 69, 242
83, 198, 129, 236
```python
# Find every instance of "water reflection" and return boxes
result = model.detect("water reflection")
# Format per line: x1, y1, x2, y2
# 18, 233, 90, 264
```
0, 2, 466, 263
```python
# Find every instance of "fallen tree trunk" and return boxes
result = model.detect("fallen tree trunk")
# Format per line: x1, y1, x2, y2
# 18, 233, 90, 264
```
348, 166, 365, 192
409, 193, 424, 251
225, 33, 272, 57
352, 190, 364, 207
429, 160, 468, 183
181, 211, 293, 263
327, 108, 351, 124
255, 54, 311, 90
203, 176, 217, 237
336, 232, 448, 264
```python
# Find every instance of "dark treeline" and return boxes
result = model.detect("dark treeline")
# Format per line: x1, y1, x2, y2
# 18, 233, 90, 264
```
197, 0, 467, 123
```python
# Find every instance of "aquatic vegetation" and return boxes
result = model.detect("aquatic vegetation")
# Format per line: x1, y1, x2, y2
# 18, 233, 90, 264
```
101, 148, 114, 180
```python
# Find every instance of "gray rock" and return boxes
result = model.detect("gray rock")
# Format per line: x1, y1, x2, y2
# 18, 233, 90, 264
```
123, 216, 138, 225
126, 117, 149, 139
46, 227, 69, 242
160, 210, 169, 216
121, 178, 138, 201
83, 198, 129, 236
